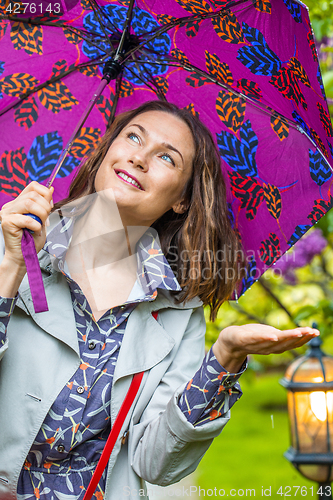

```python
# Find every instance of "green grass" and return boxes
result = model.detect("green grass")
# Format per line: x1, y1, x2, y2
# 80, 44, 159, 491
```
196, 370, 321, 499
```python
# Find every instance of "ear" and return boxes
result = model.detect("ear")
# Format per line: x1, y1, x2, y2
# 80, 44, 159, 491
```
172, 199, 188, 214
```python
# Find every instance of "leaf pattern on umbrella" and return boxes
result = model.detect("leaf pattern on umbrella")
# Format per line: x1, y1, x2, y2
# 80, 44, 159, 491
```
211, 10, 245, 44
228, 171, 265, 220
252, 0, 271, 13
263, 183, 282, 220
96, 92, 115, 126
260, 232, 281, 265
0, 72, 39, 96
205, 51, 234, 85
0, 147, 28, 196
288, 224, 311, 247
11, 22, 43, 55
282, 0, 302, 23
270, 66, 307, 110
185, 72, 211, 87
238, 23, 282, 75
236, 79, 262, 101
288, 57, 311, 88
270, 112, 289, 141
70, 127, 101, 158
317, 102, 333, 137
309, 149, 332, 187
217, 119, 258, 177
174, 0, 213, 15
308, 196, 333, 224
216, 91, 246, 134
26, 131, 80, 181
14, 95, 39, 129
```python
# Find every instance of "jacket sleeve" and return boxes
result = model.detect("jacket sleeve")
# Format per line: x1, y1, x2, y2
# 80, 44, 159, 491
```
130, 305, 235, 486
178, 346, 247, 426
0, 296, 18, 362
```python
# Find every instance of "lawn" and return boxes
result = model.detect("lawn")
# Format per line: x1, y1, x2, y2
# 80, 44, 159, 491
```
196, 370, 322, 499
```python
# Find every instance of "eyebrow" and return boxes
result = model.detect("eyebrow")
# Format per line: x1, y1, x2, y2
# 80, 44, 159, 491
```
129, 123, 184, 165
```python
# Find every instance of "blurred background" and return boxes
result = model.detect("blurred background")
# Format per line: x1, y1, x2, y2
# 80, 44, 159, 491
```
198, 1, 333, 496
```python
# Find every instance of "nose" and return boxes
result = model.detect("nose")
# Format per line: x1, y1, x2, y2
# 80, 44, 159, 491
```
128, 151, 148, 172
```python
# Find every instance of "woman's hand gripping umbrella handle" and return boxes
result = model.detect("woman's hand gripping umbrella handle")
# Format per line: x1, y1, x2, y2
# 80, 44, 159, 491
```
0, 182, 54, 313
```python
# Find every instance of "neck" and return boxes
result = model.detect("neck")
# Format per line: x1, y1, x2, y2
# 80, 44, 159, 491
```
66, 189, 148, 270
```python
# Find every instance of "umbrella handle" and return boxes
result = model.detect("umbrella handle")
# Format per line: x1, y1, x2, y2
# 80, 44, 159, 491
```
24, 213, 42, 234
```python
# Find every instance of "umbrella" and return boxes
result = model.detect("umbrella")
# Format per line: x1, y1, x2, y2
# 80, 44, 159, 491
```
0, 0, 332, 305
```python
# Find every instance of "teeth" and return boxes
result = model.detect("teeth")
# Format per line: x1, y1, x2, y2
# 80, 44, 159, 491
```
117, 172, 141, 189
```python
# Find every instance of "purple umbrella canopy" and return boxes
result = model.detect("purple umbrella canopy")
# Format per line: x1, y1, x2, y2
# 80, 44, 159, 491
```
0, 0, 332, 299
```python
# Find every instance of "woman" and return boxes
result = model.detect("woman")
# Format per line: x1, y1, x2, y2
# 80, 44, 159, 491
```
0, 101, 318, 500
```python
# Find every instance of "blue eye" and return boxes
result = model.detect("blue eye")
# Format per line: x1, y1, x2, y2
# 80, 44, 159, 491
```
128, 132, 140, 143
161, 153, 175, 165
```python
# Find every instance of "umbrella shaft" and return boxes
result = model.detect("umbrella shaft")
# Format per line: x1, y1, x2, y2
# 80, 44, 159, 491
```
46, 78, 109, 188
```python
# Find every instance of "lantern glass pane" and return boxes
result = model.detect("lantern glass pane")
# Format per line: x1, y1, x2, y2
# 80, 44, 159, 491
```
298, 465, 331, 483
294, 392, 328, 453
287, 392, 296, 448
322, 358, 333, 382
286, 358, 324, 383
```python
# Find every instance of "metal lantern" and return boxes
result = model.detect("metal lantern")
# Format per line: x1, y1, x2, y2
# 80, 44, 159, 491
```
280, 336, 333, 493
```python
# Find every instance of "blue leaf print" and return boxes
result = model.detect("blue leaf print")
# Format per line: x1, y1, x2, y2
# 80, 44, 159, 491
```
0, 61, 4, 76
237, 23, 282, 76
317, 64, 326, 99
309, 149, 332, 186
327, 140, 333, 158
216, 120, 258, 177
56, 155, 81, 178
292, 110, 311, 137
81, 6, 171, 86
282, 0, 302, 23
26, 132, 63, 182
240, 255, 257, 294
288, 224, 311, 247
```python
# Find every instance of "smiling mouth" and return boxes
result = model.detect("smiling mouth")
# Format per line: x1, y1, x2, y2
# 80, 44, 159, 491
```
115, 170, 144, 190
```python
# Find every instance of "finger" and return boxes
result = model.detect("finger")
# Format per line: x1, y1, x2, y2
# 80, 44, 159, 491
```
3, 194, 52, 224
22, 181, 54, 203
270, 327, 319, 342
2, 213, 44, 234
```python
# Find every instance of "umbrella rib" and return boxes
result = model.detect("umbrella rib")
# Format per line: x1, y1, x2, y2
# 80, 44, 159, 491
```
125, 62, 161, 97
108, 73, 123, 127
0, 14, 112, 52
0, 57, 107, 118
86, 0, 115, 52
129, 57, 302, 132
114, 0, 135, 61
122, 0, 249, 62
128, 57, 333, 171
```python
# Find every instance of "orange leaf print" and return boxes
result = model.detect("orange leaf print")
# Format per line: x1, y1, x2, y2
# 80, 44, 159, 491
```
34, 488, 40, 499
187, 379, 193, 390
217, 371, 227, 380
80, 362, 89, 370
46, 437, 55, 444
148, 248, 159, 255
95, 492, 104, 500
209, 409, 221, 420
43, 462, 52, 469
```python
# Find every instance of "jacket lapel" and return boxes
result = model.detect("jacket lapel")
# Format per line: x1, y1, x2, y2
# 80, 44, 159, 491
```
113, 289, 202, 383
16, 249, 80, 357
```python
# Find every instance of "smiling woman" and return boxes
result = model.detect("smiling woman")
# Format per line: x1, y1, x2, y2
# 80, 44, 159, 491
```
0, 100, 319, 500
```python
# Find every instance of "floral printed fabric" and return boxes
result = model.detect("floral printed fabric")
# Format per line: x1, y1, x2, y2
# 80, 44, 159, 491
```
0, 220, 245, 499
179, 347, 246, 426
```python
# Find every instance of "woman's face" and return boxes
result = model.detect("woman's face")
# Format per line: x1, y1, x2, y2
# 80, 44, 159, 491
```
94, 110, 195, 226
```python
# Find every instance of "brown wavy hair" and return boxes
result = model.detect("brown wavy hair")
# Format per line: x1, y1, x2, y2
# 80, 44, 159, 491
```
53, 100, 245, 322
